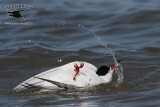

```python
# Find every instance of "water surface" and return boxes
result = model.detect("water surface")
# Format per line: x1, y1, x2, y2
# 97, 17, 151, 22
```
0, 0, 160, 107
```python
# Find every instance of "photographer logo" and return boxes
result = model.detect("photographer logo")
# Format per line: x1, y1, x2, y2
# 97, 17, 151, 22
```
5, 4, 33, 25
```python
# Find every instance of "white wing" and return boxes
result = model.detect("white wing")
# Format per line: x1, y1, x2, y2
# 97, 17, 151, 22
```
13, 61, 102, 92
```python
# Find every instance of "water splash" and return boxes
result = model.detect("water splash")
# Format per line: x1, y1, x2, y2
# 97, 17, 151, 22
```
52, 23, 123, 86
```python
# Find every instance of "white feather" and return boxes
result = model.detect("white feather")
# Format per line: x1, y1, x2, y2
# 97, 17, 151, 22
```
13, 61, 114, 92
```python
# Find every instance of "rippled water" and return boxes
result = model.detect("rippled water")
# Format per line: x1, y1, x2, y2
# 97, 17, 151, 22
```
0, 0, 160, 107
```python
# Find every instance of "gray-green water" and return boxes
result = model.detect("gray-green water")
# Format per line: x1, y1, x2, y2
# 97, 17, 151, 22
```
0, 0, 160, 107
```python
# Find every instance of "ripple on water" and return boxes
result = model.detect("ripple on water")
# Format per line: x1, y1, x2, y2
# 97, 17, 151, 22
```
0, 0, 160, 106
141, 47, 160, 53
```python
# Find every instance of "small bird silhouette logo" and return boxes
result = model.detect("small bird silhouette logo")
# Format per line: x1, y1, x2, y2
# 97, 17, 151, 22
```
7, 10, 23, 18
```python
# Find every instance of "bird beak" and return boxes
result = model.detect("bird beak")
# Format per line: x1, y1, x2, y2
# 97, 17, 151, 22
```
111, 64, 115, 70
117, 60, 121, 63
110, 60, 121, 70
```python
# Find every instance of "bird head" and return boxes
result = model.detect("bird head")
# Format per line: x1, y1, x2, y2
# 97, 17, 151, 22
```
96, 60, 121, 76
96, 60, 121, 83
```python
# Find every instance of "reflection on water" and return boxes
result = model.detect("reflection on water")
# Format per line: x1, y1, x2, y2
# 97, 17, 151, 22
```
0, 0, 160, 107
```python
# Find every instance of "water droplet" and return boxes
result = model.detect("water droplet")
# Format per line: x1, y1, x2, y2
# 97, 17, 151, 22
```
28, 40, 31, 43
58, 59, 62, 62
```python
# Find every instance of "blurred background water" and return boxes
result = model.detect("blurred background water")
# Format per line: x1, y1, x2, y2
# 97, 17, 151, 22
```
0, 0, 160, 107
